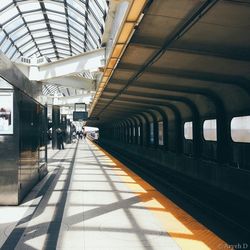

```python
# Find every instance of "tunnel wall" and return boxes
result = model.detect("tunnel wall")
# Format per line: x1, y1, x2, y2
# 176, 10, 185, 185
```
98, 129, 250, 201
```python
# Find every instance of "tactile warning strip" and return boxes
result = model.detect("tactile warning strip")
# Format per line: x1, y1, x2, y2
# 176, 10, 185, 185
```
92, 141, 232, 250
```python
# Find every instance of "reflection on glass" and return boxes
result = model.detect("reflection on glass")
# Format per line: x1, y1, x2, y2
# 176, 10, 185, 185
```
150, 122, 154, 144
184, 121, 193, 140
231, 116, 250, 143
203, 119, 217, 141
158, 121, 164, 145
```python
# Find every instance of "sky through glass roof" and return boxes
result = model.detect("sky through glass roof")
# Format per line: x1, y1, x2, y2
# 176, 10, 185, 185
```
0, 0, 108, 62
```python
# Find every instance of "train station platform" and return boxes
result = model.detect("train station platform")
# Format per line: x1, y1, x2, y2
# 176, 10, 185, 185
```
0, 139, 229, 250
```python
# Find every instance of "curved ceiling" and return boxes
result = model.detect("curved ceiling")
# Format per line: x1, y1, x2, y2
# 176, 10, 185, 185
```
88, 0, 250, 126
0, 0, 108, 62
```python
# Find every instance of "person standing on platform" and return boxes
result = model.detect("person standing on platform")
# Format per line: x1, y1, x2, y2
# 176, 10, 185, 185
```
79, 130, 83, 140
56, 128, 64, 150
76, 130, 80, 140
82, 128, 87, 139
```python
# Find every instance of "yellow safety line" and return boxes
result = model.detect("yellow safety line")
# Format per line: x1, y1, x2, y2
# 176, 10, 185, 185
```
90, 141, 232, 250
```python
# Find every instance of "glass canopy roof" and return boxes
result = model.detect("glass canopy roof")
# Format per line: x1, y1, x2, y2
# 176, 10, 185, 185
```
0, 0, 108, 62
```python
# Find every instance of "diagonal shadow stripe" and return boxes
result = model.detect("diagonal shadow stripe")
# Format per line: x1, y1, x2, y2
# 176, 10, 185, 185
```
0, 146, 73, 250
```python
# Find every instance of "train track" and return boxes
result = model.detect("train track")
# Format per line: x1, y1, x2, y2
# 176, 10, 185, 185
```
97, 141, 250, 245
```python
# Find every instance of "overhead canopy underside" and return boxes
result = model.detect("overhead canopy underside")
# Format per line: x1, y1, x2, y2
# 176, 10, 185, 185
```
88, 0, 250, 126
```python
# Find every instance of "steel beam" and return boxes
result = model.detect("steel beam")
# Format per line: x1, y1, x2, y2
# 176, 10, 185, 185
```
14, 48, 105, 81
44, 75, 94, 91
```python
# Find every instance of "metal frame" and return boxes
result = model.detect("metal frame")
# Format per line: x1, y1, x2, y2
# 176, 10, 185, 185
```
0, 0, 108, 61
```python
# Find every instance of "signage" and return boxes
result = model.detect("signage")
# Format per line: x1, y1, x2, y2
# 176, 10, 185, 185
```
87, 117, 99, 121
0, 92, 13, 134
74, 103, 87, 111
73, 111, 88, 121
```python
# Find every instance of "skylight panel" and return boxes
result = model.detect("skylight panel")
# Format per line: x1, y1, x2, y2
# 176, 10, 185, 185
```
38, 43, 54, 50
87, 22, 100, 40
87, 33, 99, 48
11, 30, 29, 43
15, 35, 32, 47
42, 52, 56, 57
68, 1, 86, 13
24, 13, 44, 22
0, 0, 107, 61
70, 38, 83, 50
54, 38, 68, 46
68, 7, 85, 24
45, 2, 65, 13
70, 32, 84, 44
89, 1, 103, 19
88, 14, 102, 32
1, 39, 11, 53
96, 0, 108, 13
56, 44, 70, 55
52, 30, 68, 38
25, 47, 39, 57
0, 0, 13, 11
50, 22, 67, 31
57, 52, 69, 58
68, 28, 85, 41
18, 2, 40, 12
0, 7, 18, 24
4, 18, 24, 33
53, 34, 68, 40
7, 48, 15, 59
36, 38, 52, 45
0, 32, 6, 44
56, 43, 69, 50
11, 51, 21, 61
40, 48, 55, 54
57, 48, 71, 54
67, 4, 85, 21
32, 31, 50, 38
47, 13, 66, 23
29, 22, 47, 31
69, 23, 85, 36
20, 42, 35, 54
68, 18, 85, 33
71, 48, 79, 55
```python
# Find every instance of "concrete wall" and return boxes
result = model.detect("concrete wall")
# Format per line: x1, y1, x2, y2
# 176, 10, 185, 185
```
100, 138, 250, 201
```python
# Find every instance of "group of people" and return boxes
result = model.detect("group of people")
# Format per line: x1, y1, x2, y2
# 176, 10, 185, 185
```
72, 129, 87, 142
54, 127, 87, 149
76, 130, 86, 140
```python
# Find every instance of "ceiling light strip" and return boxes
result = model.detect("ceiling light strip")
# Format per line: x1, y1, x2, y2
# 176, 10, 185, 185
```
89, 0, 147, 115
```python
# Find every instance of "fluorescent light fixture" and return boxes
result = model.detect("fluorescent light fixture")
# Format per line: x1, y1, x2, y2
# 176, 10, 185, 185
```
118, 22, 134, 43
107, 58, 118, 68
112, 44, 124, 58
90, 0, 147, 115
104, 68, 112, 77
127, 0, 147, 21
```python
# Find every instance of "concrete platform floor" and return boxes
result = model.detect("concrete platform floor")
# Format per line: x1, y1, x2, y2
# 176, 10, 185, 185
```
0, 139, 229, 250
